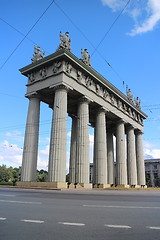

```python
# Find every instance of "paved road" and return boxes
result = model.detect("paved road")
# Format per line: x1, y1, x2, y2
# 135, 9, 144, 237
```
0, 187, 160, 240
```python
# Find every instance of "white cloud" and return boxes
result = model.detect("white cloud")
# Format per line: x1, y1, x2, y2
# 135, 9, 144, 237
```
144, 140, 160, 159
101, 0, 160, 35
0, 140, 23, 167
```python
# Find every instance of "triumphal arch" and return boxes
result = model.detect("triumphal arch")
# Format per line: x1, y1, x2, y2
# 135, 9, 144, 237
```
19, 32, 147, 189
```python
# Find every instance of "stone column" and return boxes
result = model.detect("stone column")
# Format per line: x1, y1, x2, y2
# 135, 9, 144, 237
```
127, 126, 137, 186
93, 108, 109, 188
107, 131, 114, 185
135, 130, 146, 187
76, 97, 91, 188
69, 116, 77, 187
116, 120, 128, 186
21, 96, 40, 182
48, 85, 68, 188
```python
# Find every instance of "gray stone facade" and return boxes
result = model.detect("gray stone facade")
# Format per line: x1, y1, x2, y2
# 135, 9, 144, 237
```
19, 41, 147, 189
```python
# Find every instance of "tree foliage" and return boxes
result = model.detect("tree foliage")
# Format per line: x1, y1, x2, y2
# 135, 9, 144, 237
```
0, 165, 21, 183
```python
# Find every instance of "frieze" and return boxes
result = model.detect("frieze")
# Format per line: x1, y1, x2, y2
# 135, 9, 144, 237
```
103, 89, 109, 99
95, 83, 100, 94
28, 72, 35, 82
77, 70, 83, 82
53, 62, 62, 74
40, 67, 47, 78
65, 62, 72, 76
85, 76, 92, 88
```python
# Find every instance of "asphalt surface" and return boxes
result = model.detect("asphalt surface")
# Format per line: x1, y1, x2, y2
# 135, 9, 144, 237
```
0, 187, 160, 240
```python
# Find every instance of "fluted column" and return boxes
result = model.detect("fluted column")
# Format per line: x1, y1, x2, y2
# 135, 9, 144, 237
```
93, 108, 108, 187
69, 116, 77, 184
21, 96, 40, 182
116, 120, 128, 186
48, 86, 67, 187
107, 131, 114, 185
76, 97, 91, 188
127, 126, 137, 186
135, 130, 146, 186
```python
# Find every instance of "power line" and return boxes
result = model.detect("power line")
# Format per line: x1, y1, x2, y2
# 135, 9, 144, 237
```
91, 0, 131, 56
0, 17, 51, 55
0, 0, 55, 70
54, 0, 132, 93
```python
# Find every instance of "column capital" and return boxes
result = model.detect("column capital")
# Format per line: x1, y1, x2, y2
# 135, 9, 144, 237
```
126, 124, 135, 132
97, 106, 109, 114
135, 129, 144, 135
49, 83, 73, 92
116, 118, 126, 125
25, 91, 40, 99
78, 95, 92, 104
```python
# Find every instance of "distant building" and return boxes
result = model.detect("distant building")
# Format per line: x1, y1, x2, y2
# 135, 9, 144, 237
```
145, 159, 160, 187
90, 159, 160, 187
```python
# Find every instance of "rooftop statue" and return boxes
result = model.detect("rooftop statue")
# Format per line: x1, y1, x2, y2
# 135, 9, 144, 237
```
81, 49, 91, 66
31, 46, 45, 63
134, 97, 141, 109
126, 85, 133, 102
57, 31, 71, 51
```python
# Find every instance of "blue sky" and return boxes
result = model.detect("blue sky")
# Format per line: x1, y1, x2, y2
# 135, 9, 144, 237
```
0, 0, 160, 171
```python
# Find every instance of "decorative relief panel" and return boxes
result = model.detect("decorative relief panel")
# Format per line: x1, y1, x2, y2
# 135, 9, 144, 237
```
65, 62, 72, 76
85, 76, 92, 88
40, 67, 47, 78
77, 70, 83, 82
28, 72, 35, 82
66, 64, 144, 125
53, 62, 62, 74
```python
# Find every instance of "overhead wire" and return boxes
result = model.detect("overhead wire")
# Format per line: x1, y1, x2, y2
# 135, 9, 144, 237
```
0, 0, 55, 70
0, 17, 51, 55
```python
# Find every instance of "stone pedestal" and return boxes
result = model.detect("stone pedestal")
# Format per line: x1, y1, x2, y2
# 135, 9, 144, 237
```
93, 184, 111, 189
21, 97, 40, 182
76, 183, 92, 189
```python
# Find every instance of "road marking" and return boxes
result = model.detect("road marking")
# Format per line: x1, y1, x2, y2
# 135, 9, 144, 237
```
105, 224, 131, 229
0, 217, 6, 221
147, 226, 160, 230
58, 222, 85, 226
0, 194, 16, 197
21, 219, 44, 223
83, 205, 160, 209
0, 200, 41, 204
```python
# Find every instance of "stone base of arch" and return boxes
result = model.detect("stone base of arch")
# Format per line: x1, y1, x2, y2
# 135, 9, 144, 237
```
17, 181, 67, 189
93, 184, 111, 189
75, 183, 92, 189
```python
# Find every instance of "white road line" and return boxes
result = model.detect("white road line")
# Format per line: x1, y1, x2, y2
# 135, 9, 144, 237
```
83, 205, 160, 209
0, 200, 41, 204
21, 219, 44, 223
147, 226, 160, 230
0, 217, 6, 221
58, 222, 85, 226
105, 224, 131, 229
0, 194, 16, 197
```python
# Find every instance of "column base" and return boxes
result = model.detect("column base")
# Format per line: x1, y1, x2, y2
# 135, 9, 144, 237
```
116, 184, 130, 188
75, 183, 92, 189
130, 185, 141, 188
68, 183, 76, 189
93, 184, 111, 189
17, 181, 67, 189
141, 185, 147, 188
